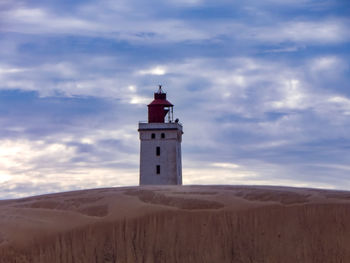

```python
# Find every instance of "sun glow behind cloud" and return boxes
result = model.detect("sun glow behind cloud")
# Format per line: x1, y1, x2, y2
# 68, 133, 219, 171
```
138, 66, 167, 76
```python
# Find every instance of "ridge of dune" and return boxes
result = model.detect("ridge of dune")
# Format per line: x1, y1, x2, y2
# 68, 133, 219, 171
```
1, 185, 350, 262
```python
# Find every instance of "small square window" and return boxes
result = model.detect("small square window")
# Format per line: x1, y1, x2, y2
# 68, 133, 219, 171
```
161, 133, 165, 139
156, 165, 160, 174
151, 133, 156, 139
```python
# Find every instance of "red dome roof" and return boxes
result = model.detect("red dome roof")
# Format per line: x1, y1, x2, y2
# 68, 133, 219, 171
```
148, 99, 173, 106
147, 85, 174, 123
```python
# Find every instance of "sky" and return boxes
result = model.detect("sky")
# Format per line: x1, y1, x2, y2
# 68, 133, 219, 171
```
0, 0, 350, 199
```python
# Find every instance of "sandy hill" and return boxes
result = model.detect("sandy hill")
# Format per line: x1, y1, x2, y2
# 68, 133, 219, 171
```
1, 185, 350, 262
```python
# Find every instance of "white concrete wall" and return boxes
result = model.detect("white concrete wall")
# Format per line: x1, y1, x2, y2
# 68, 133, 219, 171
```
138, 123, 183, 185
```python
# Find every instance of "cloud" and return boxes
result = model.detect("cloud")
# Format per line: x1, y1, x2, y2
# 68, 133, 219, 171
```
0, 0, 350, 198
3, 1, 349, 47
1, 55, 349, 198
138, 66, 167, 76
1, 7, 101, 34
211, 162, 240, 169
264, 46, 302, 53
328, 96, 350, 115
1, 5, 208, 43
0, 113, 140, 199
249, 19, 350, 44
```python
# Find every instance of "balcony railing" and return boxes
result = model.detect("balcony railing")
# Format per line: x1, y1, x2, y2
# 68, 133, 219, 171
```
138, 121, 183, 126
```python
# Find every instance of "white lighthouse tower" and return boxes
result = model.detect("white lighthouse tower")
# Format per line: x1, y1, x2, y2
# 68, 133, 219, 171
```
138, 86, 183, 185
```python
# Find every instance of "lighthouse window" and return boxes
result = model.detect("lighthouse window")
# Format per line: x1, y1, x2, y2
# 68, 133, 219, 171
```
161, 133, 165, 139
156, 165, 160, 174
156, 146, 160, 156
151, 133, 156, 139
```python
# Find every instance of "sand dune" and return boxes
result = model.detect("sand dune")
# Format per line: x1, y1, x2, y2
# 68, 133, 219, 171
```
1, 185, 350, 262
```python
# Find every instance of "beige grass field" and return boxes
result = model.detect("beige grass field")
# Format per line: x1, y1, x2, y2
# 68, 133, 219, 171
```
1, 185, 350, 262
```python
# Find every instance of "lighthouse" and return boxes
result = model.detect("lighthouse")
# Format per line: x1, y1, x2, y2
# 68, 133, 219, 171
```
138, 86, 183, 185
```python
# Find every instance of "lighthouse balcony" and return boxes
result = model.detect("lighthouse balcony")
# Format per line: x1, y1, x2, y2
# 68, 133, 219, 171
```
138, 122, 183, 132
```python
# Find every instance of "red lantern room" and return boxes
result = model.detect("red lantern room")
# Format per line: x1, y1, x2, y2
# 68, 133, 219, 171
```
148, 85, 174, 123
